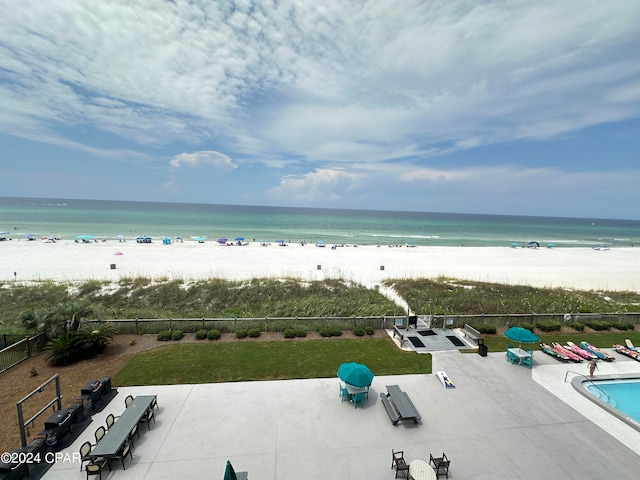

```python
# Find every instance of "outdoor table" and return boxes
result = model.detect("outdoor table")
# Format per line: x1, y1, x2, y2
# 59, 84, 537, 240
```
89, 395, 156, 460
385, 385, 421, 423
341, 382, 368, 395
507, 347, 532, 365
409, 459, 436, 480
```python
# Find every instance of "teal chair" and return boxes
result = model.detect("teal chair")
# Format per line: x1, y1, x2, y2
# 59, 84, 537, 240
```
339, 385, 351, 402
522, 350, 533, 369
352, 392, 365, 409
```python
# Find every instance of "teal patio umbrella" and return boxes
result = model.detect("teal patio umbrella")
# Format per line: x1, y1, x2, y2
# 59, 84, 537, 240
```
223, 460, 237, 480
337, 362, 374, 388
504, 326, 539, 348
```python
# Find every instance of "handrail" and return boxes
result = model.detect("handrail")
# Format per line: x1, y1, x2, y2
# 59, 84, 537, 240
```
564, 371, 610, 402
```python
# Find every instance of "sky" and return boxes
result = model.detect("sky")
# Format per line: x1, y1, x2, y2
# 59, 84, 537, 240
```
1, 1, 640, 219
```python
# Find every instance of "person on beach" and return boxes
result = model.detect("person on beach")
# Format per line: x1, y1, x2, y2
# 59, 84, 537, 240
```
588, 358, 598, 378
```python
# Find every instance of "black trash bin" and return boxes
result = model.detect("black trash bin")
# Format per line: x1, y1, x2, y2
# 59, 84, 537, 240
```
477, 338, 488, 357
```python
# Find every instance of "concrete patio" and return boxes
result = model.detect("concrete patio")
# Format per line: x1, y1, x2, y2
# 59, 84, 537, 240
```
40, 348, 640, 480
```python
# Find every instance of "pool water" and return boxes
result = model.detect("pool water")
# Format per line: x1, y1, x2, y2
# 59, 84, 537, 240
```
587, 379, 640, 424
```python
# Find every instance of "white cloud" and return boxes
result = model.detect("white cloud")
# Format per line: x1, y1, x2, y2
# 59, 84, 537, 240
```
169, 150, 236, 171
268, 168, 363, 202
0, 0, 639, 181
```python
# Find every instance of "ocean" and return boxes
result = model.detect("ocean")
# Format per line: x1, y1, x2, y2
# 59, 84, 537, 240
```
0, 196, 638, 248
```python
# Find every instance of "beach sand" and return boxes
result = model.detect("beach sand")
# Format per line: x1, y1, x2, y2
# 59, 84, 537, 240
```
1, 240, 638, 291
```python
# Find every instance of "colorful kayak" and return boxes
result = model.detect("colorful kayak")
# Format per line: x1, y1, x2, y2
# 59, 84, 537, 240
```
552, 342, 583, 363
580, 341, 615, 362
565, 341, 598, 360
613, 344, 640, 361
540, 343, 570, 362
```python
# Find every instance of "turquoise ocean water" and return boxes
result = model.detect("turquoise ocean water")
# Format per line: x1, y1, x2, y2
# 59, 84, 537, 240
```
0, 197, 639, 248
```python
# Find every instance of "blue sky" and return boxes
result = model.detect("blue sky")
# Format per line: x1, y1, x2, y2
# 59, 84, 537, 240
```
1, 1, 640, 219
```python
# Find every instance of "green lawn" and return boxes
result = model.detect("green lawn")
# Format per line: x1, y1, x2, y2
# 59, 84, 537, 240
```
114, 337, 431, 386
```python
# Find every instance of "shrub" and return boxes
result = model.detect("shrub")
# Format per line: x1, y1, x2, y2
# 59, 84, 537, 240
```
535, 321, 562, 332
364, 326, 375, 335
194, 329, 208, 340
45, 332, 85, 366
29, 367, 38, 377
129, 339, 137, 346
248, 327, 261, 338
570, 322, 585, 332
319, 327, 332, 337
171, 330, 184, 340
584, 320, 610, 331
353, 326, 365, 336
614, 322, 635, 331
475, 324, 497, 334
236, 329, 248, 339
207, 329, 221, 340
319, 325, 342, 337
284, 328, 296, 339
295, 328, 307, 337
157, 330, 172, 341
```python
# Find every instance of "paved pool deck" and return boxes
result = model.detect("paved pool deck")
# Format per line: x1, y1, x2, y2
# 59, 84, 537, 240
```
41, 348, 640, 480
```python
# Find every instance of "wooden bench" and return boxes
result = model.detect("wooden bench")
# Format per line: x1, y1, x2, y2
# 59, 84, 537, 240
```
380, 392, 400, 425
392, 325, 407, 346
461, 324, 481, 344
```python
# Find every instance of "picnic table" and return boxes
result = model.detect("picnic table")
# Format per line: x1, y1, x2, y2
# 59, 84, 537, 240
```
381, 385, 421, 424
89, 395, 156, 460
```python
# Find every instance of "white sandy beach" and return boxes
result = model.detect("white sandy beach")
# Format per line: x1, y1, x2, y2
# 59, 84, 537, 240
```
1, 239, 638, 292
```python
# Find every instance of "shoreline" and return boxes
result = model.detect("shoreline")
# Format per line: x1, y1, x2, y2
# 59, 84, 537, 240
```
1, 240, 639, 292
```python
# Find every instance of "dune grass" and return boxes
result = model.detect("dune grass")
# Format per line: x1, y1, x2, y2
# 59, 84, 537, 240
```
113, 337, 430, 386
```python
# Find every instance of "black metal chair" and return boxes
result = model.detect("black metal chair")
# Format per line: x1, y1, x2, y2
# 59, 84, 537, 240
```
139, 408, 155, 430
128, 424, 140, 448
391, 449, 410, 478
105, 413, 115, 430
93, 426, 106, 446
124, 395, 134, 408
86, 459, 107, 480
110, 442, 132, 470
430, 452, 450, 478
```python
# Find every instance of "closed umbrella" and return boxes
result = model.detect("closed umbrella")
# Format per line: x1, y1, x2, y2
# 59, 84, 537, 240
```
223, 460, 237, 480
337, 362, 374, 388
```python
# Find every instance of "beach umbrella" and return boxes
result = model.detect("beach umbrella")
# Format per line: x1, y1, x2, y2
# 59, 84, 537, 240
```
234, 237, 245, 241
504, 326, 539, 347
217, 238, 228, 244
223, 460, 237, 480
337, 362, 374, 388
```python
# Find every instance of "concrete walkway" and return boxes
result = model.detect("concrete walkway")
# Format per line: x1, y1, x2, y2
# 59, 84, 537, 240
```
42, 350, 640, 480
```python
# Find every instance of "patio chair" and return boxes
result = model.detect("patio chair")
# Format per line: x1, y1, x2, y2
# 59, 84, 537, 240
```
124, 395, 134, 408
391, 449, 410, 478
105, 413, 115, 430
110, 442, 132, 470
79, 441, 92, 472
86, 459, 108, 480
128, 424, 140, 448
352, 391, 366, 409
430, 452, 450, 478
339, 385, 350, 402
139, 407, 155, 430
522, 352, 533, 369
93, 426, 106, 446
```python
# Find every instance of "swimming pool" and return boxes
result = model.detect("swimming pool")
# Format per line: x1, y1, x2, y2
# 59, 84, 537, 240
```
573, 374, 640, 433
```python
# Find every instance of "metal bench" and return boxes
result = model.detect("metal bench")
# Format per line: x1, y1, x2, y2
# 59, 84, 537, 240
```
392, 326, 407, 346
461, 324, 481, 344
379, 392, 400, 425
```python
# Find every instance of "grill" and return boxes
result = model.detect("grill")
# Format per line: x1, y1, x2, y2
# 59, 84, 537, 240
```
41, 409, 72, 446
79, 379, 103, 409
